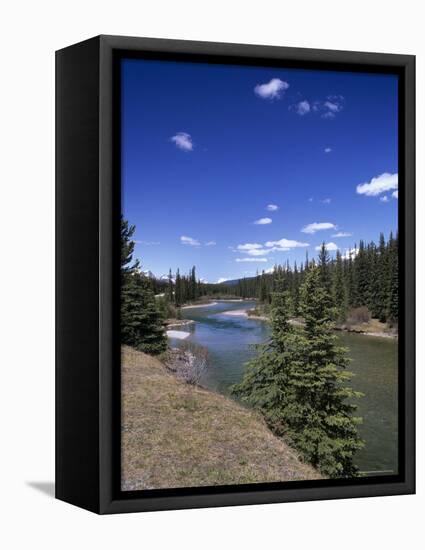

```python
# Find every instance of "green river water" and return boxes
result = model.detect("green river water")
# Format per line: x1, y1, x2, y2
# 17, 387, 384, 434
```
169, 300, 398, 476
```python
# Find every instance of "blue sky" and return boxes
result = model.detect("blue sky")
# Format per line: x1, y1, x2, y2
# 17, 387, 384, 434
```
121, 58, 398, 283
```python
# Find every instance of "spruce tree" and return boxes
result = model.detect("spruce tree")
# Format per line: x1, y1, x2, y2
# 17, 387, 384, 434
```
233, 278, 306, 433
234, 269, 363, 478
120, 217, 167, 355
298, 267, 364, 477
386, 234, 399, 324
168, 268, 173, 302
333, 250, 347, 321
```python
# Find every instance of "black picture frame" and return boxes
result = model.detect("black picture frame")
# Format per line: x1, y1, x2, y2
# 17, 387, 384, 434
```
56, 35, 415, 514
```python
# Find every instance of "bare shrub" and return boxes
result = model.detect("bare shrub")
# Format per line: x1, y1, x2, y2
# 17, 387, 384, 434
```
165, 342, 208, 385
182, 342, 208, 385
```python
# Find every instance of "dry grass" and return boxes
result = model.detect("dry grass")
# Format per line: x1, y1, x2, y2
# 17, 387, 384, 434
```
121, 345, 320, 490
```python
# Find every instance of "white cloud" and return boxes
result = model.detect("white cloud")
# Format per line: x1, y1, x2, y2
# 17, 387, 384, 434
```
180, 235, 200, 246
301, 222, 336, 234
392, 190, 399, 199
322, 96, 345, 118
356, 172, 398, 196
205, 241, 216, 246
315, 242, 338, 251
245, 248, 271, 256
237, 244, 267, 257
308, 197, 313, 202
324, 147, 332, 153
236, 257, 268, 263
237, 243, 263, 251
265, 238, 309, 248
321, 198, 332, 204
267, 204, 279, 211
332, 232, 352, 238
216, 277, 229, 284
236, 238, 308, 260
254, 78, 289, 100
294, 100, 311, 115
134, 240, 160, 245
341, 247, 359, 260
254, 217, 272, 225
380, 195, 389, 203
171, 132, 194, 152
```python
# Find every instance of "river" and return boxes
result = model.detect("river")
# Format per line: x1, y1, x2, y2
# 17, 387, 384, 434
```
169, 300, 398, 477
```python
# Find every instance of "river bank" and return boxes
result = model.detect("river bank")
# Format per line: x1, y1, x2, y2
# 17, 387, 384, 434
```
220, 308, 397, 339
121, 345, 320, 490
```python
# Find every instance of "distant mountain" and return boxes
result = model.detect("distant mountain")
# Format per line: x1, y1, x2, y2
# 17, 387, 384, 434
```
213, 276, 256, 286
142, 269, 156, 279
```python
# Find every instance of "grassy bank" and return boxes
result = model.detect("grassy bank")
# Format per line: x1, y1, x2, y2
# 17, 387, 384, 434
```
121, 345, 320, 490
245, 306, 397, 339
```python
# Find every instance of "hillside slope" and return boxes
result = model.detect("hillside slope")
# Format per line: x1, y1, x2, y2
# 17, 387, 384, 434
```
121, 345, 320, 490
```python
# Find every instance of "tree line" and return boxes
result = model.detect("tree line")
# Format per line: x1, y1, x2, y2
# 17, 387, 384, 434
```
204, 232, 399, 325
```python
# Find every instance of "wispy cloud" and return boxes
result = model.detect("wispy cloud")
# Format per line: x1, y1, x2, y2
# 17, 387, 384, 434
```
237, 243, 274, 257
171, 132, 194, 152
216, 277, 229, 284
332, 232, 352, 238
267, 204, 279, 211
236, 257, 268, 263
265, 238, 309, 249
356, 172, 398, 196
321, 95, 345, 118
321, 198, 332, 204
301, 222, 336, 234
392, 190, 398, 199
134, 240, 160, 245
254, 217, 272, 225
324, 147, 332, 153
236, 238, 308, 259
294, 100, 311, 115
205, 241, 216, 246
380, 195, 389, 203
315, 242, 338, 251
292, 96, 344, 119
180, 235, 200, 246
237, 243, 263, 251
254, 78, 289, 100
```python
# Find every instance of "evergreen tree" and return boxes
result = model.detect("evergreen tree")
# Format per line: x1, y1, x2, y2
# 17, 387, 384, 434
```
376, 233, 389, 321
120, 217, 166, 355
175, 268, 182, 307
386, 233, 399, 323
298, 267, 363, 476
233, 278, 306, 436
168, 268, 173, 302
333, 250, 347, 320
234, 268, 363, 478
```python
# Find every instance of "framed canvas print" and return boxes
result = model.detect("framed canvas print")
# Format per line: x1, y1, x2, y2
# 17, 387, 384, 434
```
56, 35, 415, 514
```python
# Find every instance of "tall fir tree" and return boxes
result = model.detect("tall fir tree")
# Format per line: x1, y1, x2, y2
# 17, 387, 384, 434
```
120, 217, 166, 355
386, 233, 399, 323
298, 267, 364, 477
333, 250, 347, 321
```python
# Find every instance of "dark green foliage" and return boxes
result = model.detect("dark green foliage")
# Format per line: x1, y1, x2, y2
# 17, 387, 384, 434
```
234, 267, 364, 478
121, 272, 167, 354
386, 233, 399, 324
333, 250, 347, 321
120, 217, 166, 355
